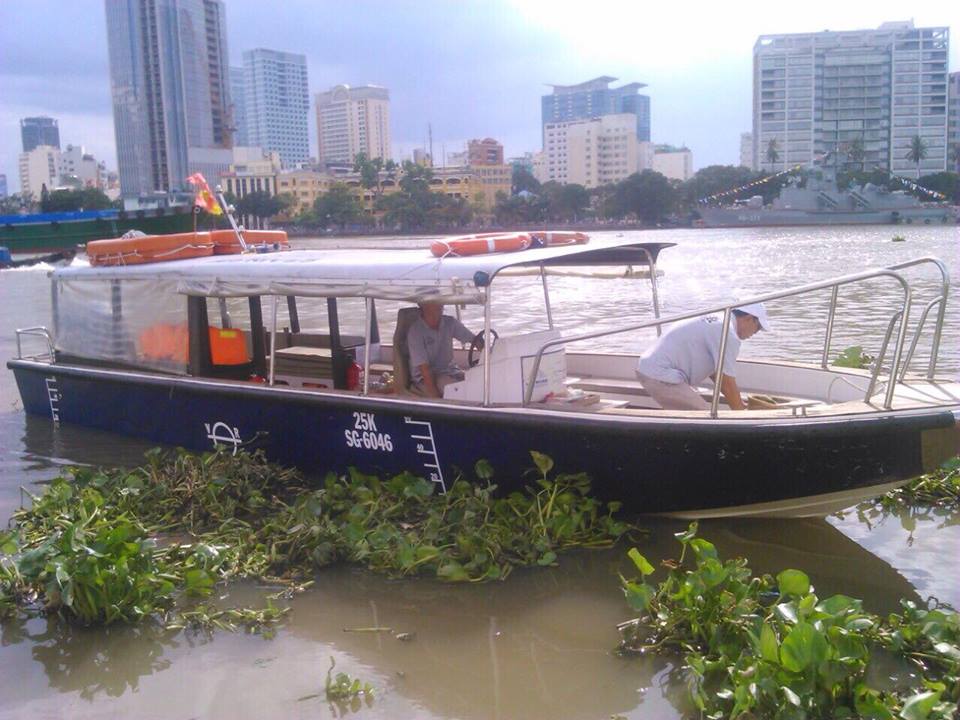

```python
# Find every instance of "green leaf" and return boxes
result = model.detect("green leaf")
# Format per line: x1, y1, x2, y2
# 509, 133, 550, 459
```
689, 538, 717, 560
537, 551, 557, 566
529, 451, 554, 476
623, 581, 654, 612
780, 622, 828, 672
900, 690, 941, 720
777, 569, 811, 598
474, 459, 494, 481
437, 562, 470, 582
781, 686, 801, 706
760, 623, 780, 664
184, 569, 214, 596
932, 642, 960, 662
674, 522, 698, 544
628, 548, 655, 577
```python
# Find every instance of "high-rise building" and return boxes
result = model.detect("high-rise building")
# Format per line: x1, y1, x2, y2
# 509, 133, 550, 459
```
105, 0, 233, 198
740, 132, 754, 169
230, 65, 249, 147
20, 117, 60, 152
949, 72, 960, 173
0, 174, 7, 199
59, 145, 103, 189
541, 77, 651, 144
315, 85, 391, 167
542, 114, 641, 188
19, 145, 61, 197
243, 49, 309, 168
467, 138, 504, 166
753, 22, 949, 178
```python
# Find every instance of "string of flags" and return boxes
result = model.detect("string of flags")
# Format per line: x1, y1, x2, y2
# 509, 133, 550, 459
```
698, 165, 803, 204
875, 168, 948, 200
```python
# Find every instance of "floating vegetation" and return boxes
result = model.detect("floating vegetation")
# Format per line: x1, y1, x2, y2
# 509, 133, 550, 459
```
0, 448, 630, 630
892, 234, 906, 242
618, 523, 960, 719
876, 456, 960, 511
325, 657, 375, 703
832, 345, 874, 369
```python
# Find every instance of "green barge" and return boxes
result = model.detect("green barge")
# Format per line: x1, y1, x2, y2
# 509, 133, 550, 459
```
0, 206, 198, 253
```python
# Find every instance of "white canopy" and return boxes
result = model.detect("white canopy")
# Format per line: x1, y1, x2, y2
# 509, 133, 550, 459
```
55, 237, 670, 303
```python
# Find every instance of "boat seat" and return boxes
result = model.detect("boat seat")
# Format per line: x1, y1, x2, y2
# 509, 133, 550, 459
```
392, 307, 425, 396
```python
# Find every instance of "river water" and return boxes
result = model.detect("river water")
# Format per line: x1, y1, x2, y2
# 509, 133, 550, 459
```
0, 226, 957, 719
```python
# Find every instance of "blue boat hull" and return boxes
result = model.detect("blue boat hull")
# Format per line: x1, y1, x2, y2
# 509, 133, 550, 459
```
9, 360, 954, 516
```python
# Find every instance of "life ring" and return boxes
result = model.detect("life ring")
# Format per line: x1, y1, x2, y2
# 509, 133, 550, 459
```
87, 232, 214, 266
430, 232, 532, 258
529, 231, 589, 246
210, 229, 290, 254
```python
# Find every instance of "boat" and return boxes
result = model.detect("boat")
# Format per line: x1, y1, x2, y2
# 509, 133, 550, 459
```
7, 235, 959, 518
0, 246, 76, 269
0, 206, 198, 253
697, 170, 953, 228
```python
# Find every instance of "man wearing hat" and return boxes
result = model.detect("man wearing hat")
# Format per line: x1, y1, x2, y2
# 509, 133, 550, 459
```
636, 302, 771, 411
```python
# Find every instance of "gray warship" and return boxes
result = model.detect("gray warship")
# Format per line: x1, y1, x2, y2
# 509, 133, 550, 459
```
697, 170, 953, 227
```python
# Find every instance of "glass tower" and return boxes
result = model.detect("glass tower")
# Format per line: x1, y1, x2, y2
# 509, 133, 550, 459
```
105, 0, 232, 197
242, 49, 310, 169
20, 117, 61, 152
541, 77, 651, 143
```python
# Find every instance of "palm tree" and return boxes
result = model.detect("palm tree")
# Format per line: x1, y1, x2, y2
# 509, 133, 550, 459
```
846, 136, 866, 173
951, 143, 960, 173
765, 138, 780, 168
905, 135, 928, 177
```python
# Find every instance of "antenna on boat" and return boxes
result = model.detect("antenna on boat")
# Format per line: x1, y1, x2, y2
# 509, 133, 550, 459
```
215, 184, 249, 253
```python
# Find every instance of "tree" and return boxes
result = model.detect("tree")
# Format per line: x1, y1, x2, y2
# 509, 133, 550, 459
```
354, 152, 384, 198
312, 183, 363, 229
40, 187, 113, 212
905, 135, 928, 176
845, 136, 865, 173
0, 192, 35, 214
608, 171, 676, 225
511, 165, 540, 195
951, 144, 960, 172
765, 138, 780, 166
234, 191, 285, 224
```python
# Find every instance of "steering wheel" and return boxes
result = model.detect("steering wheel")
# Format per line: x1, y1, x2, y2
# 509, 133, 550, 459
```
468, 329, 499, 368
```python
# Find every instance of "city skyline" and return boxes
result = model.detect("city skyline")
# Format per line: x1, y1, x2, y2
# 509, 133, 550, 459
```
1, 1, 958, 194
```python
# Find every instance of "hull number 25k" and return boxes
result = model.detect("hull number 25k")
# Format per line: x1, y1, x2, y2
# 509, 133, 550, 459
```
345, 411, 394, 452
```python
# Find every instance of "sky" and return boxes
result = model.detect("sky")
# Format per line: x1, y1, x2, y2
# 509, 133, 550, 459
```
1, 0, 958, 194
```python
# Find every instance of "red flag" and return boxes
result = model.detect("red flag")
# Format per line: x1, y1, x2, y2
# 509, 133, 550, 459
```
186, 173, 223, 215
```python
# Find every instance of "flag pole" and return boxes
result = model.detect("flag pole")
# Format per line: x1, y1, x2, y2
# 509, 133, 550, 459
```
215, 185, 248, 252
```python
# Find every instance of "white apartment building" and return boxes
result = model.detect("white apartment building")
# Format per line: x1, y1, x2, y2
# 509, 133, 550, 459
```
754, 22, 949, 178
59, 145, 102, 189
243, 49, 310, 169
542, 114, 639, 188
315, 85, 391, 167
740, 132, 754, 169
19, 145, 60, 197
651, 147, 694, 181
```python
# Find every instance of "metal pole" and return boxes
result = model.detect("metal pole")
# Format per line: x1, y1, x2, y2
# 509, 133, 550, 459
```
641, 248, 663, 337
540, 265, 554, 329
482, 288, 492, 407
710, 309, 733, 418
821, 285, 839, 368
268, 295, 278, 386
928, 288, 947, 379
215, 187, 248, 252
883, 291, 911, 409
362, 297, 372, 395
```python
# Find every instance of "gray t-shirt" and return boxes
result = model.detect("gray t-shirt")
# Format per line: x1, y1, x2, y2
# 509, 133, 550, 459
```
408, 315, 475, 383
637, 315, 741, 385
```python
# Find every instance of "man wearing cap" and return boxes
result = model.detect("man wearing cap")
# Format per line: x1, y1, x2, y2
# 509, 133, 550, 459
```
636, 303, 771, 411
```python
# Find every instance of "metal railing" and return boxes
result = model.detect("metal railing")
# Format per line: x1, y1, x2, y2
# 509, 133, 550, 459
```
15, 326, 55, 362
522, 265, 923, 415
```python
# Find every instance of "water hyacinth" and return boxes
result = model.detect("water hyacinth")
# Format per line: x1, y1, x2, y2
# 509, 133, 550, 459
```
0, 447, 630, 629
618, 523, 960, 719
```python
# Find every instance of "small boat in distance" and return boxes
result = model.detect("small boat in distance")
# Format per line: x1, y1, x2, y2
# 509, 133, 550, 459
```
8, 233, 959, 518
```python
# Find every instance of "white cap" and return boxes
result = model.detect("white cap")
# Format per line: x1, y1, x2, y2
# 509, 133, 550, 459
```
736, 302, 771, 331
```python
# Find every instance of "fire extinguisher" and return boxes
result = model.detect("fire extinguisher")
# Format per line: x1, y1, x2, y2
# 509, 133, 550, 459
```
346, 361, 364, 390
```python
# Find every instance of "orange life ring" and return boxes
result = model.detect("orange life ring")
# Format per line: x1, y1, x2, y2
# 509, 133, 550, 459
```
87, 232, 214, 266
430, 232, 532, 258
529, 231, 589, 246
210, 229, 290, 255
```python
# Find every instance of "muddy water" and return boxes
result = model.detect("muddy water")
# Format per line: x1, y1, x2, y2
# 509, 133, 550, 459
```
1, 226, 957, 719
